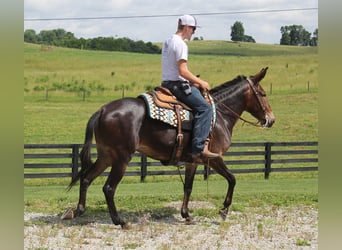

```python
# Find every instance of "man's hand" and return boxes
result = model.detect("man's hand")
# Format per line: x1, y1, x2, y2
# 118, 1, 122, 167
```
199, 80, 210, 91
192, 80, 210, 91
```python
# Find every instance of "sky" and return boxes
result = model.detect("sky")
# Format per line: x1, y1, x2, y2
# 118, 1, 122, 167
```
24, 0, 318, 45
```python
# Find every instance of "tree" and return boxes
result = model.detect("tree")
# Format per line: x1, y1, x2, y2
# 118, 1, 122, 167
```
302, 29, 311, 46
54, 28, 66, 40
310, 28, 318, 46
38, 30, 57, 44
230, 21, 245, 41
280, 31, 291, 45
280, 25, 313, 46
243, 35, 255, 43
24, 29, 37, 43
230, 21, 255, 43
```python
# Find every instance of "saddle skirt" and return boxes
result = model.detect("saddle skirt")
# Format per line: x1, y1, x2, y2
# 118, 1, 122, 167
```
139, 86, 216, 130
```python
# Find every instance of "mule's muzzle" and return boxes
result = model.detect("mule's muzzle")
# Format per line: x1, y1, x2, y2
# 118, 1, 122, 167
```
261, 112, 275, 128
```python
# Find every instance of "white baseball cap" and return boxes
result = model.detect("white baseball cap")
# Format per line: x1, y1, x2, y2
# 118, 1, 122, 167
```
179, 15, 201, 28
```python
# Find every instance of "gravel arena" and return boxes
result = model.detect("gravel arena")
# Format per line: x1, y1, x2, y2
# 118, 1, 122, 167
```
24, 202, 318, 249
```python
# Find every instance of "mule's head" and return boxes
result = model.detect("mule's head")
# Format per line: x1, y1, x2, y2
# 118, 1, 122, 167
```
246, 67, 275, 127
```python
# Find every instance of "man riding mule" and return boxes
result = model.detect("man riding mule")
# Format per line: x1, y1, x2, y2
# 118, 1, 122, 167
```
62, 15, 275, 229
63, 65, 275, 228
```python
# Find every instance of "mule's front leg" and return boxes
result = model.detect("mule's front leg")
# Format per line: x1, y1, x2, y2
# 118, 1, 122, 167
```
210, 159, 236, 220
219, 170, 236, 220
181, 163, 198, 222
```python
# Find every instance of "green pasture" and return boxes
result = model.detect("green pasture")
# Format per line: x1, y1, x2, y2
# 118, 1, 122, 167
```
24, 92, 317, 143
24, 41, 317, 99
24, 41, 318, 144
24, 172, 318, 218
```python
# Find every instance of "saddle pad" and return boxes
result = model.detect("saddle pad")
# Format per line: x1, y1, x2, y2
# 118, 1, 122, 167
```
139, 93, 191, 127
139, 92, 217, 129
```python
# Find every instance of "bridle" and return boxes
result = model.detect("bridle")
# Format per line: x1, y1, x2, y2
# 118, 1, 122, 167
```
209, 78, 267, 128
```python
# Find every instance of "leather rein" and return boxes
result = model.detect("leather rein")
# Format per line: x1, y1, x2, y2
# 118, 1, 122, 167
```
209, 78, 266, 128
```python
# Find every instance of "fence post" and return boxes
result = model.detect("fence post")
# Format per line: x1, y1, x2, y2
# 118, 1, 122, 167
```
72, 144, 80, 179
264, 142, 272, 179
140, 154, 147, 182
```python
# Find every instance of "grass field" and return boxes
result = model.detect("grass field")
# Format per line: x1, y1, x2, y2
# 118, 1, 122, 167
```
24, 172, 318, 216
24, 41, 318, 144
24, 91, 317, 144
24, 41, 318, 98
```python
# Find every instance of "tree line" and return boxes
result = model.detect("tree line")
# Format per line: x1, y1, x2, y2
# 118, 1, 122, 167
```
24, 22, 318, 54
24, 28, 161, 54
230, 21, 318, 46
280, 25, 318, 46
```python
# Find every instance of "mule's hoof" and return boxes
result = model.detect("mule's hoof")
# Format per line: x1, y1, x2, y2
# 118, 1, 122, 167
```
184, 216, 196, 225
219, 209, 228, 221
121, 222, 131, 230
60, 208, 74, 220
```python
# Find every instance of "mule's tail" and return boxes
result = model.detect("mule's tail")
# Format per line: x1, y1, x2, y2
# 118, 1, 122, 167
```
68, 109, 101, 190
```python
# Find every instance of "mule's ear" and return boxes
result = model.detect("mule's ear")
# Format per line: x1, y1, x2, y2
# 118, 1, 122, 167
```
253, 67, 268, 83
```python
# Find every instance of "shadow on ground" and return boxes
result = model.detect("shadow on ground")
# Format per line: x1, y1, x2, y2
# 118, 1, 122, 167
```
26, 205, 185, 227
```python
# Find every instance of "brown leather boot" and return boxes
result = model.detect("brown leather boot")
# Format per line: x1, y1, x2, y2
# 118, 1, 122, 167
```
191, 139, 221, 163
201, 139, 221, 158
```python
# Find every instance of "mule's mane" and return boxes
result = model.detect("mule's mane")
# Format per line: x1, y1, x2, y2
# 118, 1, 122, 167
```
209, 75, 247, 96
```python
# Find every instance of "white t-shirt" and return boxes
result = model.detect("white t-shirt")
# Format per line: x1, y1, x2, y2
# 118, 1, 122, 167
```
162, 34, 188, 81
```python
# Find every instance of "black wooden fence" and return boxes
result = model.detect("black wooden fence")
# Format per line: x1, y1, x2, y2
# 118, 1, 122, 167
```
24, 142, 318, 180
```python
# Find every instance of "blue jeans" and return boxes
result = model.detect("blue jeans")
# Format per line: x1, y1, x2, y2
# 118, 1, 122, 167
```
162, 81, 212, 154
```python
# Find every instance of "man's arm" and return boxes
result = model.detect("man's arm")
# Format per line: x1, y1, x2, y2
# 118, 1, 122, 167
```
178, 60, 210, 91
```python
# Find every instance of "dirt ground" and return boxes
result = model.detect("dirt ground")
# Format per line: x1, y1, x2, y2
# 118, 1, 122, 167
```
24, 202, 317, 250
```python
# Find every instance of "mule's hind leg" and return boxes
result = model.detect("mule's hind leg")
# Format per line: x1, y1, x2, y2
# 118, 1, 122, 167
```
73, 157, 109, 217
103, 161, 128, 228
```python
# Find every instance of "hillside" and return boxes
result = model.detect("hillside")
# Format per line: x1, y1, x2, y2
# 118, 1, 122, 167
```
186, 40, 317, 56
24, 41, 318, 97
